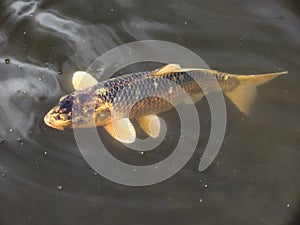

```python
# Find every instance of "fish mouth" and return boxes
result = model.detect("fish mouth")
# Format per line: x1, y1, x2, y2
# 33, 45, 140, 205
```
44, 114, 65, 130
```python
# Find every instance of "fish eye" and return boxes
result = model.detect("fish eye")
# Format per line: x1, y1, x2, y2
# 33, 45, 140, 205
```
58, 98, 73, 113
59, 98, 72, 107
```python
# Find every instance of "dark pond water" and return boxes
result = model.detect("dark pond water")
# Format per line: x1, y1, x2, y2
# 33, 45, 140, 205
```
0, 0, 299, 224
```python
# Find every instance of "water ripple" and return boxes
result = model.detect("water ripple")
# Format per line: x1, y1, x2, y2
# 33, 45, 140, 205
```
0, 58, 60, 137
10, 0, 39, 17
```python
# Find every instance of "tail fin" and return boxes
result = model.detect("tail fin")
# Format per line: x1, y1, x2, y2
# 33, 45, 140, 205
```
225, 71, 288, 115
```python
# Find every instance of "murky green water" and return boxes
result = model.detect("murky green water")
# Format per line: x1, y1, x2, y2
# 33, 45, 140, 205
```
0, 0, 299, 224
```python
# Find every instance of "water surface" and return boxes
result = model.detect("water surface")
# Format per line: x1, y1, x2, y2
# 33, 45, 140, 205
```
0, 0, 299, 224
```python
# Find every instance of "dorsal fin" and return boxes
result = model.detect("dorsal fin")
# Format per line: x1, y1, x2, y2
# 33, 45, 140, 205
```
72, 71, 98, 90
152, 64, 182, 76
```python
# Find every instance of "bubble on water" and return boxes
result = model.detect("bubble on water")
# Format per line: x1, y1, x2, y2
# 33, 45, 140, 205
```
1, 172, 7, 177
43, 151, 48, 155
5, 59, 10, 64
58, 71, 62, 75
16, 137, 22, 142
199, 199, 203, 203
93, 171, 98, 176
0, 139, 4, 143
139, 151, 145, 155
286, 204, 290, 208
203, 184, 208, 188
9, 128, 13, 132
57, 185, 63, 190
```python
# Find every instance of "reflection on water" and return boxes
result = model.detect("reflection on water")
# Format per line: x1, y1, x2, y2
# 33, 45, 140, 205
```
0, 0, 299, 224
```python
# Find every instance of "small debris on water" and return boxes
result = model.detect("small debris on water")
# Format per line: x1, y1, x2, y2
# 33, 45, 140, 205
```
0, 139, 4, 143
16, 138, 22, 142
58, 71, 62, 75
199, 199, 203, 203
1, 172, 7, 177
286, 204, 290, 208
4, 58, 10, 64
9, 128, 13, 132
93, 171, 98, 176
57, 185, 63, 190
139, 151, 145, 155
203, 184, 208, 188
43, 151, 48, 155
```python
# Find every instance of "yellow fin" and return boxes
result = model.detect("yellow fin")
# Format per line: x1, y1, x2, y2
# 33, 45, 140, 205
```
225, 85, 257, 115
184, 92, 204, 104
226, 71, 287, 115
234, 71, 288, 87
136, 114, 161, 138
72, 71, 98, 90
104, 118, 136, 143
152, 64, 182, 76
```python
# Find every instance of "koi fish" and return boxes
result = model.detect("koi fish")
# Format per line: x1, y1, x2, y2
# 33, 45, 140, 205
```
44, 64, 287, 143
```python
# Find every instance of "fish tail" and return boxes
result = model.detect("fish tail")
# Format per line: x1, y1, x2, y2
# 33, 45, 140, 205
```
225, 71, 288, 115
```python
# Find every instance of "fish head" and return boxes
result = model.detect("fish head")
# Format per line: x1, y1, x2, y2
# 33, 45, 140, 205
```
44, 90, 112, 130
44, 94, 74, 130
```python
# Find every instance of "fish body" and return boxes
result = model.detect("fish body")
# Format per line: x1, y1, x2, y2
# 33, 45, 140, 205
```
44, 64, 287, 143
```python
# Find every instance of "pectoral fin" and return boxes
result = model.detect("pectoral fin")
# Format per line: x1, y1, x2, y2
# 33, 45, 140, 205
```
72, 71, 98, 90
136, 115, 161, 138
104, 118, 136, 143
